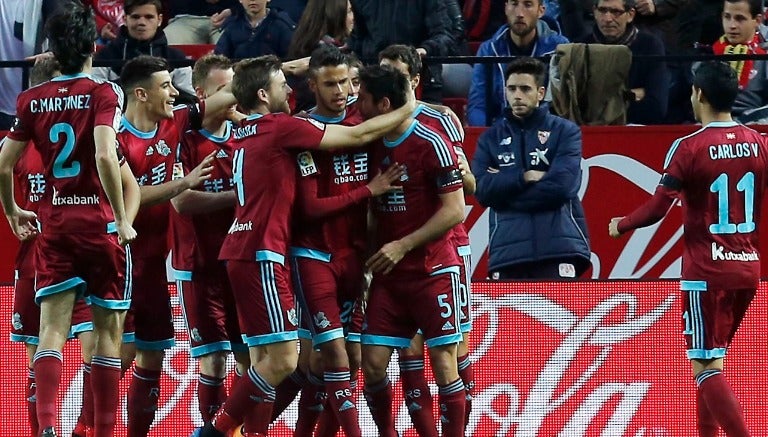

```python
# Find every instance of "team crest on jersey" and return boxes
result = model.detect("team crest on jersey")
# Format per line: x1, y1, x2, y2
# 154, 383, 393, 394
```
287, 308, 299, 326
498, 152, 515, 167
12, 312, 22, 331
297, 151, 318, 176
153, 139, 172, 157
313, 312, 331, 329
538, 130, 550, 144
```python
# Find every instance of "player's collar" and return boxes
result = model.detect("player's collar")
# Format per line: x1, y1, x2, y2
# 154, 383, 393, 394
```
200, 121, 233, 143
411, 103, 427, 118
384, 119, 419, 148
705, 121, 739, 128
51, 73, 90, 81
120, 116, 157, 139
245, 113, 264, 121
309, 110, 346, 124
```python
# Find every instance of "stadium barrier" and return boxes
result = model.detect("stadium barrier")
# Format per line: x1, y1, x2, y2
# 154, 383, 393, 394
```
1, 281, 765, 436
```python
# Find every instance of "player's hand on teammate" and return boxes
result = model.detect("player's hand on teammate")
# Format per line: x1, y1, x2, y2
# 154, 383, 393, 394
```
457, 156, 470, 176
366, 240, 410, 274
366, 163, 405, 196
6, 208, 38, 241
183, 151, 216, 189
115, 220, 137, 246
608, 217, 624, 238
523, 170, 546, 183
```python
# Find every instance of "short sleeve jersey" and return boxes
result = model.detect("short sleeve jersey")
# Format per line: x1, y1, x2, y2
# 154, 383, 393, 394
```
663, 121, 768, 289
219, 113, 326, 261
369, 120, 463, 274
118, 103, 203, 258
292, 105, 368, 255
7, 73, 123, 234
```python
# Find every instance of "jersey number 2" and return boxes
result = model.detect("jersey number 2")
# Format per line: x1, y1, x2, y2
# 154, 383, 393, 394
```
709, 172, 755, 234
50, 122, 80, 178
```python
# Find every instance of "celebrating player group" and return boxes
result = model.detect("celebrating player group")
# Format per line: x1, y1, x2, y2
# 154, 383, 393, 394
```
0, 2, 476, 437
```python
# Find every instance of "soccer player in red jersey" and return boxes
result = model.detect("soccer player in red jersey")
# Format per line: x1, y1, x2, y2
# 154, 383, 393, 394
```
357, 64, 466, 437
610, 61, 765, 437
0, 3, 137, 436
288, 45, 405, 437
170, 54, 250, 427
116, 54, 237, 437
199, 54, 415, 437
379, 44, 477, 435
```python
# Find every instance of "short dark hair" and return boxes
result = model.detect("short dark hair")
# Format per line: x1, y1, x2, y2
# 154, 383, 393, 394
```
347, 53, 363, 71
308, 44, 349, 77
192, 54, 233, 89
378, 44, 422, 79
594, 0, 636, 10
724, 0, 763, 17
504, 57, 547, 87
44, 1, 97, 75
359, 64, 410, 109
693, 61, 739, 112
30, 57, 61, 87
232, 55, 283, 111
124, 0, 162, 15
120, 55, 170, 97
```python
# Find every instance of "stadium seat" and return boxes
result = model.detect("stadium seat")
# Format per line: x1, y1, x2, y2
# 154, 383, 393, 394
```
172, 44, 216, 60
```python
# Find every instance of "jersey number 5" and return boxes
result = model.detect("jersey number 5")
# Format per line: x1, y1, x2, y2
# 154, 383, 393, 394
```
50, 122, 81, 178
709, 172, 755, 235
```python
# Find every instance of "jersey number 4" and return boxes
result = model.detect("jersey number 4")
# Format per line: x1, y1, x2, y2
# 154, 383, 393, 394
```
709, 172, 755, 235
50, 122, 81, 178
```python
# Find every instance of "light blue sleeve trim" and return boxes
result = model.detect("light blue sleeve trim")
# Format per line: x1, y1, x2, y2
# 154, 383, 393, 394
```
190, 341, 232, 358
312, 327, 345, 346
135, 338, 176, 351
244, 331, 298, 346
122, 332, 136, 343
255, 250, 285, 265
69, 322, 94, 337
298, 328, 313, 340
89, 295, 132, 310
681, 280, 708, 291
430, 266, 461, 277
457, 245, 471, 256
35, 277, 86, 305
361, 334, 411, 348
425, 333, 463, 348
290, 247, 332, 263
687, 348, 727, 360
170, 267, 193, 281
346, 332, 361, 343
460, 322, 473, 334
10, 334, 40, 345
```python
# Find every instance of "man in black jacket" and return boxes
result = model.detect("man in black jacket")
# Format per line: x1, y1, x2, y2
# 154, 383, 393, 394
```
93, 0, 195, 102
349, 0, 456, 103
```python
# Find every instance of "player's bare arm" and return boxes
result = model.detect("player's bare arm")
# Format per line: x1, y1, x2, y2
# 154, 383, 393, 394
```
366, 188, 465, 274
94, 125, 137, 246
201, 82, 239, 125
138, 151, 216, 207
458, 156, 476, 195
120, 161, 141, 224
319, 88, 417, 149
0, 138, 38, 241
171, 189, 236, 215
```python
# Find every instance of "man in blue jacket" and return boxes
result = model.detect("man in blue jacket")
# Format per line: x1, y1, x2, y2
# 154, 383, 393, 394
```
467, 0, 569, 127
471, 57, 591, 280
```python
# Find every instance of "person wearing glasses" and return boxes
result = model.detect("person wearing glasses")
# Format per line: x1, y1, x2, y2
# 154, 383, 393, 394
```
582, 0, 669, 124
467, 0, 569, 127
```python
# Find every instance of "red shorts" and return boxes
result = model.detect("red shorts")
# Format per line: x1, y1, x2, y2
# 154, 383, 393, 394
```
457, 245, 472, 334
122, 256, 175, 350
680, 281, 756, 360
291, 249, 364, 347
347, 297, 365, 344
227, 255, 298, 347
363, 266, 462, 349
34, 232, 130, 310
179, 264, 244, 358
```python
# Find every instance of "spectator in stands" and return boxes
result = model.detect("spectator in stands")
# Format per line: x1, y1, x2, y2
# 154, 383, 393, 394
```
271, 0, 308, 24
349, 0, 454, 103
93, 0, 195, 101
214, 0, 295, 59
287, 0, 354, 111
709, 0, 768, 121
164, 0, 240, 45
471, 57, 591, 279
82, 0, 125, 41
467, 0, 569, 126
583, 0, 669, 124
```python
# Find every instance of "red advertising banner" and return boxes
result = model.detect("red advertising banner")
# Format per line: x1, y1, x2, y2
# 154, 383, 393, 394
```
1, 281, 766, 436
